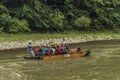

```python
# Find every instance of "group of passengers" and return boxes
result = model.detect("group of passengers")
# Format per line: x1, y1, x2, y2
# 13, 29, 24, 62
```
27, 39, 69, 57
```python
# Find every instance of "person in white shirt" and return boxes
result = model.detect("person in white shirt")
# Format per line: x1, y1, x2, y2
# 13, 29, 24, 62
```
61, 38, 68, 54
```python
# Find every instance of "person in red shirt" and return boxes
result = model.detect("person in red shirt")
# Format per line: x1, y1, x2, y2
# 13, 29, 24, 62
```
57, 45, 63, 54
49, 46, 53, 56
34, 46, 41, 56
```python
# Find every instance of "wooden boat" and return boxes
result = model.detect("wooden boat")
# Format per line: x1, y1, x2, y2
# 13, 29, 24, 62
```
24, 50, 91, 60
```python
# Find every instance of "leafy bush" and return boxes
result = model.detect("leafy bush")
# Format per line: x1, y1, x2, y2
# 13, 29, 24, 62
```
74, 16, 91, 29
9, 19, 31, 33
50, 10, 65, 29
0, 5, 8, 14
0, 13, 31, 33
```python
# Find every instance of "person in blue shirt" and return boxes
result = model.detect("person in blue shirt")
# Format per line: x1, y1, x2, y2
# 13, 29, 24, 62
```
27, 42, 35, 57
41, 46, 47, 56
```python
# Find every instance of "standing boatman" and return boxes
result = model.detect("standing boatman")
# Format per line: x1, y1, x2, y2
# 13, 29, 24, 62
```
62, 38, 67, 47
61, 38, 69, 54
27, 42, 35, 57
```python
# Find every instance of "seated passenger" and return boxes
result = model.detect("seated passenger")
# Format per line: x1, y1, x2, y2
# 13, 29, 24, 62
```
52, 46, 56, 55
53, 44, 57, 55
46, 45, 50, 55
41, 46, 47, 56
34, 46, 41, 56
49, 46, 53, 56
57, 45, 64, 54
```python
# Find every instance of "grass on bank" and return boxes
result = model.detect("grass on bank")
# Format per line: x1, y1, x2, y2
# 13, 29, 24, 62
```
0, 31, 120, 42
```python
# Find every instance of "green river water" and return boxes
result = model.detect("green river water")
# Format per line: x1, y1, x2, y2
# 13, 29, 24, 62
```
0, 39, 120, 80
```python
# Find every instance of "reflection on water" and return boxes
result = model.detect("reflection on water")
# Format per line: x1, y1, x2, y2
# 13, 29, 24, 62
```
0, 39, 120, 80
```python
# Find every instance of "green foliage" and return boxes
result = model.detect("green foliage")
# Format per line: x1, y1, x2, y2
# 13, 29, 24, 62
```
0, 0, 120, 33
50, 10, 65, 29
0, 13, 31, 33
0, 5, 8, 14
74, 16, 91, 29
9, 19, 31, 33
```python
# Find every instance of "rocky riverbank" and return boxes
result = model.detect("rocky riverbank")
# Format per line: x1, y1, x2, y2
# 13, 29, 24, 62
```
0, 36, 119, 50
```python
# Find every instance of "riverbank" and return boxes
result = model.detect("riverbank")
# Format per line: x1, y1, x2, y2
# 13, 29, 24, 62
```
0, 32, 120, 50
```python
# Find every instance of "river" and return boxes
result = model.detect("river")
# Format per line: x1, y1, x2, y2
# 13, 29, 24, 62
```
0, 39, 120, 80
